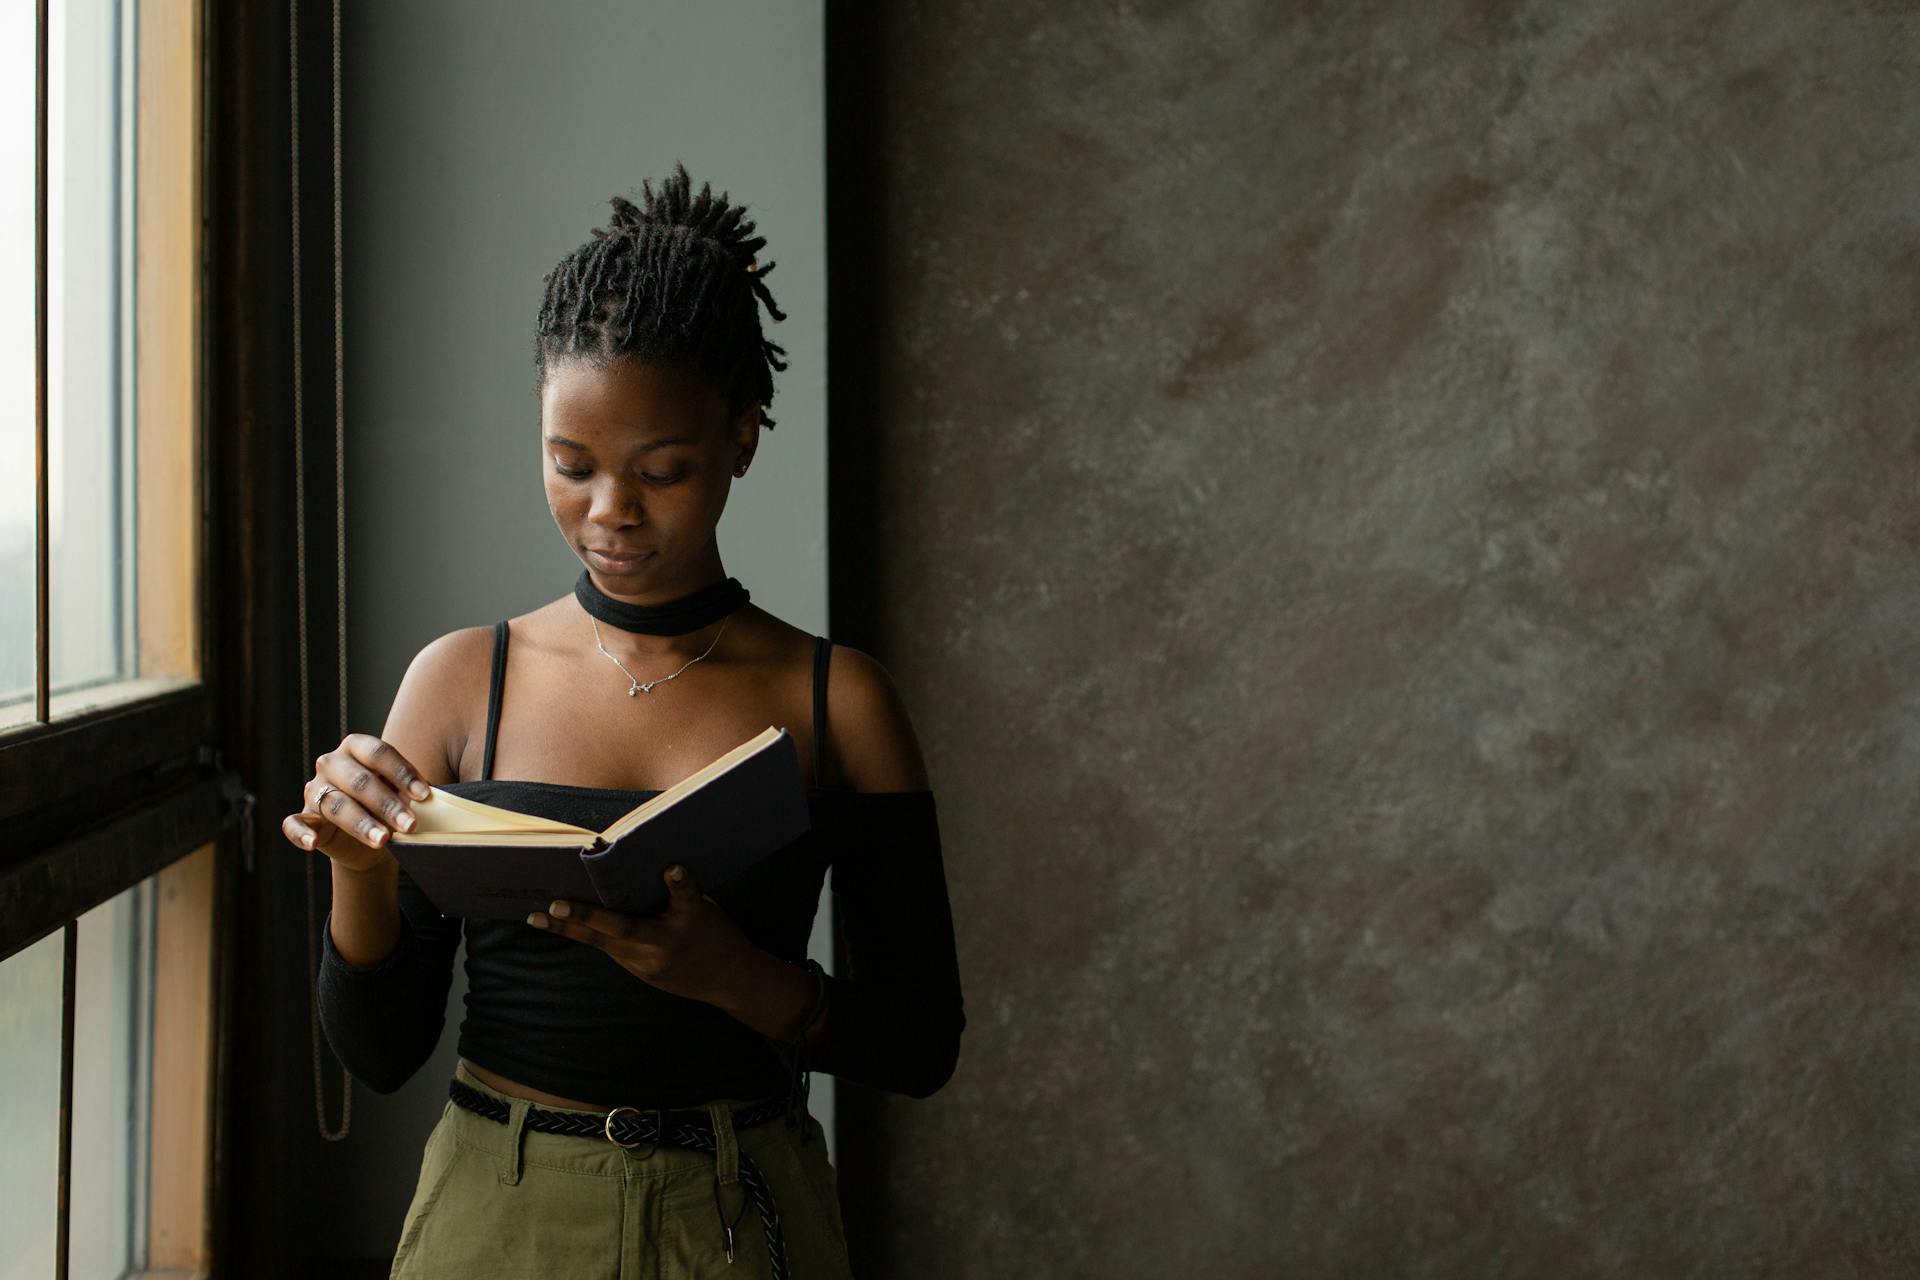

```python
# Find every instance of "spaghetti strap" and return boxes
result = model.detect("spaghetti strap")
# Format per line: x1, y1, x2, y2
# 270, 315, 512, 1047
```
811, 635, 831, 789
481, 619, 510, 783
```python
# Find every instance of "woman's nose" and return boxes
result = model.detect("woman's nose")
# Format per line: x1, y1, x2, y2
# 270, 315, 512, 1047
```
586, 477, 644, 526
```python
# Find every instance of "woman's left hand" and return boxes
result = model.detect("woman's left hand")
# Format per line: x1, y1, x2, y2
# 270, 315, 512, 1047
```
527, 866, 760, 1008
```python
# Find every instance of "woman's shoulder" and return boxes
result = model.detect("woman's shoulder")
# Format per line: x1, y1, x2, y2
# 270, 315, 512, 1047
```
694, 605, 929, 792
819, 641, 932, 793
382, 623, 499, 783
405, 622, 499, 684
400, 605, 581, 712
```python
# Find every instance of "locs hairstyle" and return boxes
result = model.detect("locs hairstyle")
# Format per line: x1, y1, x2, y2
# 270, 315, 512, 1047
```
534, 163, 788, 427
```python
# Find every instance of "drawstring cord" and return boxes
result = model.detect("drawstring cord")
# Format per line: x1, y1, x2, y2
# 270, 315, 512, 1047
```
712, 1176, 751, 1264
703, 957, 828, 1265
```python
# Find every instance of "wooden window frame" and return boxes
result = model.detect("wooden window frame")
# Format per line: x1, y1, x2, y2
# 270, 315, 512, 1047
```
0, 0, 227, 925
0, 3, 234, 1278
7, 0, 371, 1272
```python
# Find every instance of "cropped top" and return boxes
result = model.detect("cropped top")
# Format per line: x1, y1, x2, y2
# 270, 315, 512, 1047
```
316, 623, 965, 1106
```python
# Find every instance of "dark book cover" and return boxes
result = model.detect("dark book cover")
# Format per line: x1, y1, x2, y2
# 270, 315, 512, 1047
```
581, 730, 810, 915
389, 727, 810, 921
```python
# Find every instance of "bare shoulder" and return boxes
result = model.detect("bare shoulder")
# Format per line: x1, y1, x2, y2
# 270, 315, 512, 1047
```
378, 624, 497, 784
823, 643, 931, 793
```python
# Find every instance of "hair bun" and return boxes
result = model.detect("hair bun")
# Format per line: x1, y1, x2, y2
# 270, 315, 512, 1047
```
591, 167, 749, 264
538, 162, 787, 426
602, 194, 646, 234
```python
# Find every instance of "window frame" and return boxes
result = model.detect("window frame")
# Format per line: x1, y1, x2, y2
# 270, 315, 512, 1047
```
8, 0, 366, 1271
0, 0, 232, 954
0, 2, 236, 1276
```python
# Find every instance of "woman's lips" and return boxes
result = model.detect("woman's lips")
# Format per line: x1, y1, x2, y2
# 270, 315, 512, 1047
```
587, 548, 652, 572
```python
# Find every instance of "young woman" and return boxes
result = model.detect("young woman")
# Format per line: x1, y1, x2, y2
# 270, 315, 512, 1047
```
281, 167, 964, 1279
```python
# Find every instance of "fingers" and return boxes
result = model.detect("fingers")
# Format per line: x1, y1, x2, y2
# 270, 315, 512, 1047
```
533, 866, 693, 938
528, 902, 666, 972
303, 771, 393, 849
278, 733, 434, 877
283, 733, 428, 861
350, 733, 434, 804
282, 810, 326, 851
537, 898, 642, 940
524, 907, 608, 946
527, 869, 711, 984
310, 737, 424, 848
663, 864, 699, 913
281, 802, 391, 873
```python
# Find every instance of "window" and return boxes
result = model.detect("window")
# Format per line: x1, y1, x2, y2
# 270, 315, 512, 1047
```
0, 4, 218, 1278
0, 924, 62, 1278
0, 848, 215, 1280
0, 2, 37, 704
1, 0, 199, 735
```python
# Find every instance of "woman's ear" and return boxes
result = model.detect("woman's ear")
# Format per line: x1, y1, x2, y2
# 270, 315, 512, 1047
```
731, 403, 762, 477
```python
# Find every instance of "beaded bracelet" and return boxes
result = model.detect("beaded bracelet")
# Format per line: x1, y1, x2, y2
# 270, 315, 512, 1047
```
781, 958, 829, 1144
792, 957, 829, 1040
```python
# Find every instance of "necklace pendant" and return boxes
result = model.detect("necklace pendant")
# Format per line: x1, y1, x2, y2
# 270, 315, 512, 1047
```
627, 684, 639, 697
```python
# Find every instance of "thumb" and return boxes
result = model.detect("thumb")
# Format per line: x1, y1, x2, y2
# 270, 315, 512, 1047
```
664, 863, 699, 910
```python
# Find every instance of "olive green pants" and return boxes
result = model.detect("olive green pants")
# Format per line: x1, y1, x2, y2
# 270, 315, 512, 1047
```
389, 1061, 854, 1279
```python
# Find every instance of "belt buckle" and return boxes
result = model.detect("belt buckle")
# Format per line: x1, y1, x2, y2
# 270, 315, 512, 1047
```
603, 1104, 663, 1156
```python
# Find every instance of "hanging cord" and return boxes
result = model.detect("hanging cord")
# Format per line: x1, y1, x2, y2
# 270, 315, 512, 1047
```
293, 0, 352, 1143
710, 1174, 750, 1265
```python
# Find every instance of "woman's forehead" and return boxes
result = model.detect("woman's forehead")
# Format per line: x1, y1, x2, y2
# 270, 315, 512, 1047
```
541, 358, 727, 442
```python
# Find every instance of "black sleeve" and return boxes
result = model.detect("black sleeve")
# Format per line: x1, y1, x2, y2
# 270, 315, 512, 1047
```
315, 866, 462, 1094
814, 790, 965, 1099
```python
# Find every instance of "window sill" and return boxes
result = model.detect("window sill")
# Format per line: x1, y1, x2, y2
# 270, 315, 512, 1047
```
0, 675, 201, 737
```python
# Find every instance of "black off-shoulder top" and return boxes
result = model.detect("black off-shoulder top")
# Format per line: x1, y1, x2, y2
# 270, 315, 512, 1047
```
316, 624, 964, 1107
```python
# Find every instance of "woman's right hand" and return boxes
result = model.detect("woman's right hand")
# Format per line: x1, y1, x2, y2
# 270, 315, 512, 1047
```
282, 733, 434, 873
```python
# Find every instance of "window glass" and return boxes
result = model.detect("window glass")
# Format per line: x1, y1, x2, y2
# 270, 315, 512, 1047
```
2, 0, 201, 734
47, 0, 134, 700
0, 929, 64, 1280
70, 876, 157, 1280
0, 0, 38, 719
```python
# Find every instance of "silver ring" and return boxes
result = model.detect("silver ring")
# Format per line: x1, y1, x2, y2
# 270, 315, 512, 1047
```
314, 783, 338, 809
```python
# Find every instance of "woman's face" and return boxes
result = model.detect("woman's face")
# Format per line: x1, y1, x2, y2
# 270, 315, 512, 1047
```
540, 356, 758, 602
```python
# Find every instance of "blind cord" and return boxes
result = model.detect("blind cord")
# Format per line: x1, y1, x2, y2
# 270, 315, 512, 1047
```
292, 0, 352, 1144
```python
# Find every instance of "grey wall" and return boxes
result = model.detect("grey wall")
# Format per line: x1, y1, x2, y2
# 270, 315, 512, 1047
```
833, 2, 1920, 1276
328, 1, 826, 1264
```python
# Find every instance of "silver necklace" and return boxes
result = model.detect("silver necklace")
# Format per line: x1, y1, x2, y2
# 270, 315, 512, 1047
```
590, 613, 731, 696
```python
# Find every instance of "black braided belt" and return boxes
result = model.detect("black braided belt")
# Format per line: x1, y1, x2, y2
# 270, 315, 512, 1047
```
448, 1078, 795, 1277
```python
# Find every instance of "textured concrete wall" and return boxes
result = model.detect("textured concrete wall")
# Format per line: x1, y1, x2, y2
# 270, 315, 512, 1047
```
832, 2, 1920, 1275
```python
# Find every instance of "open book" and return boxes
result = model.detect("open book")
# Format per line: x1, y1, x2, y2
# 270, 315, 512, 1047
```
386, 726, 811, 921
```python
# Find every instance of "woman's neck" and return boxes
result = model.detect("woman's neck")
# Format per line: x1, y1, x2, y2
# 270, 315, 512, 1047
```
573, 567, 749, 637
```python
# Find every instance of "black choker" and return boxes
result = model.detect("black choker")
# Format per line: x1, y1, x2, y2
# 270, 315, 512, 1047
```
574, 569, 750, 636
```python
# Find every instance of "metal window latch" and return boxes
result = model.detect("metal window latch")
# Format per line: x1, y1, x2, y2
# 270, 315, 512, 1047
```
213, 758, 259, 875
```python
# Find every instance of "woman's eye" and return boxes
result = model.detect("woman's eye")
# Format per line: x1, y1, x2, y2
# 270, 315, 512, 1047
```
551, 462, 686, 484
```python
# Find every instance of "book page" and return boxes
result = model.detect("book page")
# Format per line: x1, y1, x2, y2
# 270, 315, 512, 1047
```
385, 831, 592, 847
402, 785, 598, 838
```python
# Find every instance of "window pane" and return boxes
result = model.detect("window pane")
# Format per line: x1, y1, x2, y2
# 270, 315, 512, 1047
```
0, 928, 64, 1280
2, 0, 200, 734
0, 0, 38, 720
71, 876, 156, 1280
47, 0, 133, 700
